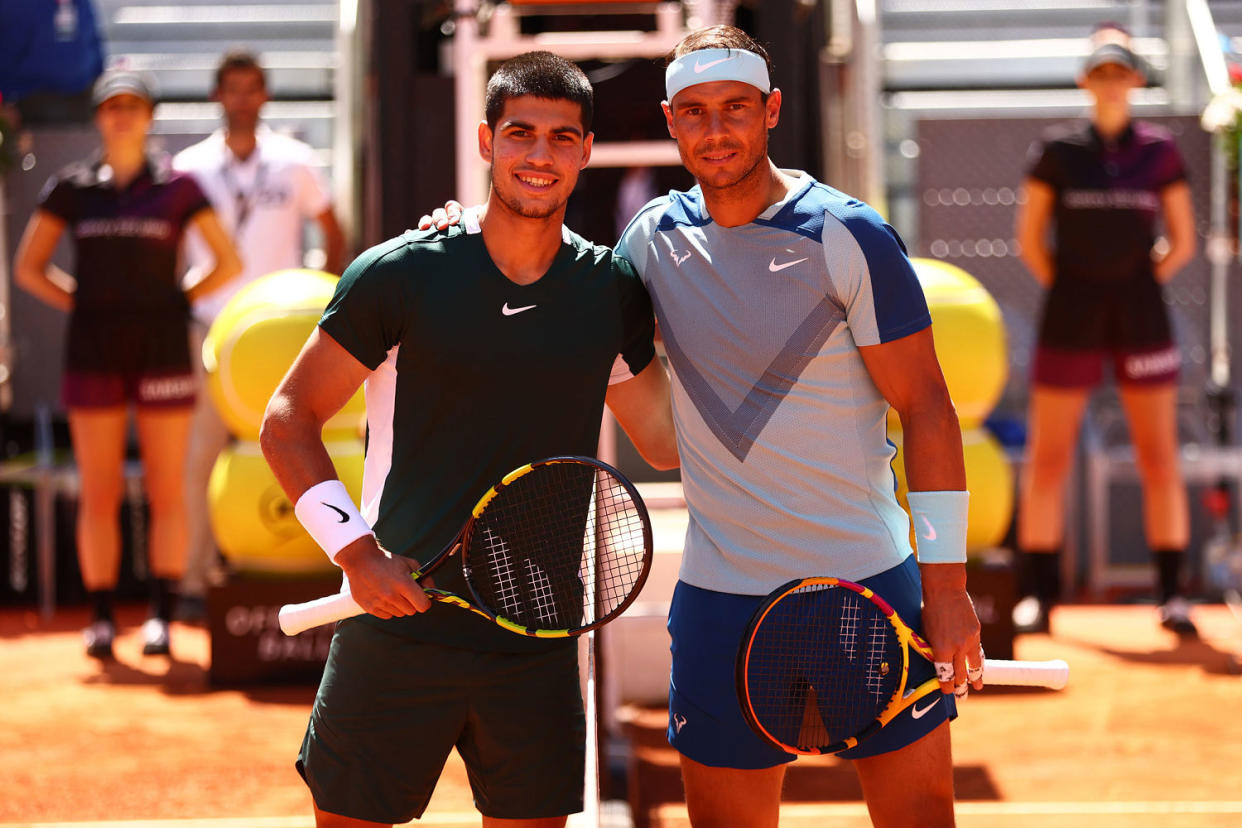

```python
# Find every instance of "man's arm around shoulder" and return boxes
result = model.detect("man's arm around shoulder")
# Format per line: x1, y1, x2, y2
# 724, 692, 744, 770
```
606, 358, 678, 471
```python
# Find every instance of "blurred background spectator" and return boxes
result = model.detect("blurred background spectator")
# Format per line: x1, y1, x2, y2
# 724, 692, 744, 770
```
0, 0, 105, 126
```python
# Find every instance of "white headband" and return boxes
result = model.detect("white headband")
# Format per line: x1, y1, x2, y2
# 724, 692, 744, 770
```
665, 48, 771, 101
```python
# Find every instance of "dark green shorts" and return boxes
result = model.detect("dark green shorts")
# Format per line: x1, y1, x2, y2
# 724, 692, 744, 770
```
296, 617, 585, 822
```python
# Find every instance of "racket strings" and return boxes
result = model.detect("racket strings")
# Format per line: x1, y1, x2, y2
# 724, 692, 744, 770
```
523, 558, 558, 625
864, 615, 891, 704
746, 584, 903, 751
586, 468, 649, 618
480, 527, 521, 618
463, 461, 649, 632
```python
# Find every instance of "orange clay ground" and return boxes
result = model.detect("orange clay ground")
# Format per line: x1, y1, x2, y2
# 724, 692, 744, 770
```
2, 600, 1241, 828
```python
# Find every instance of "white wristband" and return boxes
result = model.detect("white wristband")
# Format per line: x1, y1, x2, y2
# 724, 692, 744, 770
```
907, 490, 970, 564
294, 479, 374, 564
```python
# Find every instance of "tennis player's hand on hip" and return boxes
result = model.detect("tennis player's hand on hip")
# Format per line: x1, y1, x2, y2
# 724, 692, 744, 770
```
921, 564, 985, 697
336, 539, 432, 618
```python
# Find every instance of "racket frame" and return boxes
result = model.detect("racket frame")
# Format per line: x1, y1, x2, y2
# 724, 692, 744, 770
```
736, 576, 927, 755
736, 575, 1067, 756
452, 455, 653, 637
279, 455, 653, 638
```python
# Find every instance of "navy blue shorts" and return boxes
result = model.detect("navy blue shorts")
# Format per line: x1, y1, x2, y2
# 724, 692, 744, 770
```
667, 555, 956, 768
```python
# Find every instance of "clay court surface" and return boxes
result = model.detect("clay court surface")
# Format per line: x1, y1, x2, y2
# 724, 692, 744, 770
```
2, 600, 1242, 828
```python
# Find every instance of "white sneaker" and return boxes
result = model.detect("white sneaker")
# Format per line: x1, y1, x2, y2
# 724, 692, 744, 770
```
141, 618, 171, 655
83, 619, 115, 659
1159, 597, 1199, 637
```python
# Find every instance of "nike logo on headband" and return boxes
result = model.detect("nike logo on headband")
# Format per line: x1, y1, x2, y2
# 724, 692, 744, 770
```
694, 55, 735, 73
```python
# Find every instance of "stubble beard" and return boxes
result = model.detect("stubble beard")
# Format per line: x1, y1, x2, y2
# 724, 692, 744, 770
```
492, 176, 563, 220
687, 133, 770, 197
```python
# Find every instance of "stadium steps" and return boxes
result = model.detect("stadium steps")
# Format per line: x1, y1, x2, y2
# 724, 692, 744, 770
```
881, 0, 1164, 91
876, 0, 1181, 244
879, 0, 1242, 100
91, 0, 338, 157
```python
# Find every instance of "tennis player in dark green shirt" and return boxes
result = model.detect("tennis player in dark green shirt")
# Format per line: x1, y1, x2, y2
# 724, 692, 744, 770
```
260, 52, 677, 827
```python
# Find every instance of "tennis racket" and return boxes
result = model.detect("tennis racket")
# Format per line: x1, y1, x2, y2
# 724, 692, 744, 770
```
278, 456, 653, 638
736, 576, 1070, 756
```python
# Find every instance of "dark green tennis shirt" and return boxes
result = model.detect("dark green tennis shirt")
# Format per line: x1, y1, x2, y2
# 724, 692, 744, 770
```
319, 218, 656, 652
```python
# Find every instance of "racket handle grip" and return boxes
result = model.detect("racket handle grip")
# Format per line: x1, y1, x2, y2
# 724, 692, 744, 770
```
278, 591, 364, 636
983, 658, 1070, 690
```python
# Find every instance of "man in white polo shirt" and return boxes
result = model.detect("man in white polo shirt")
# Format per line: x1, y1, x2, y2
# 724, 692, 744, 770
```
174, 49, 345, 616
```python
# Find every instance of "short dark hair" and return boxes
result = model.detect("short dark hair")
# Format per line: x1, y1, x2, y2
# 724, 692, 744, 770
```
668, 25, 774, 78
215, 49, 267, 90
484, 51, 593, 132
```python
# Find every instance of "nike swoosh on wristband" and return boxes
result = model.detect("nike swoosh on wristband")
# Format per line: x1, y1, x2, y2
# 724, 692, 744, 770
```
694, 56, 734, 73
768, 257, 808, 272
919, 515, 938, 541
911, 697, 941, 719
322, 503, 350, 524
502, 303, 537, 316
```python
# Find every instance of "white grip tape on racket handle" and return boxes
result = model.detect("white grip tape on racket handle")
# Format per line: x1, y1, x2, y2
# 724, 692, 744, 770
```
278, 591, 365, 636
981, 658, 1070, 690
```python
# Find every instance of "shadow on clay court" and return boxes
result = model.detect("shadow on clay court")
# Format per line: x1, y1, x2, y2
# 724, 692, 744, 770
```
79, 654, 320, 704
1, 601, 320, 703
1055, 632, 1242, 675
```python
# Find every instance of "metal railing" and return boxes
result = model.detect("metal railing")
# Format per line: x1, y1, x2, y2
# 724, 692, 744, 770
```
821, 0, 885, 209
1186, 0, 1235, 392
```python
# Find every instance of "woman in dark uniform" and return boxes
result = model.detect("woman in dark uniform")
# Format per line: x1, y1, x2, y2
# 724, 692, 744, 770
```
1014, 24, 1198, 635
13, 69, 241, 658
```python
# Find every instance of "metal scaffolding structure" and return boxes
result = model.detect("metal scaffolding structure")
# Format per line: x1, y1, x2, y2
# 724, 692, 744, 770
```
450, 1, 734, 206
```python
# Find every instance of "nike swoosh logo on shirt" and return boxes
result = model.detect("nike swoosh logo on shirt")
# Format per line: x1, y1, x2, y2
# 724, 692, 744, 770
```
768, 257, 808, 272
502, 303, 537, 316
910, 697, 941, 719
694, 56, 734, 73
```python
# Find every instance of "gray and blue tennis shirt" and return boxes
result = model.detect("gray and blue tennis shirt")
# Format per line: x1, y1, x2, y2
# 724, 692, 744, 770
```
616, 173, 932, 594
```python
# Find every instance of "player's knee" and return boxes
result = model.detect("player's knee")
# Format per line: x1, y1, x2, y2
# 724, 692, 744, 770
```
144, 482, 187, 515
1024, 449, 1073, 485
78, 486, 125, 517
864, 779, 954, 828
679, 757, 783, 827
1133, 450, 1182, 488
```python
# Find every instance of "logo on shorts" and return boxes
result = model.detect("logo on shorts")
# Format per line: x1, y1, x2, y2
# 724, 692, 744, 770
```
137, 375, 195, 402
672, 713, 687, 734
1123, 347, 1181, 380
910, 697, 941, 720
671, 250, 691, 266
